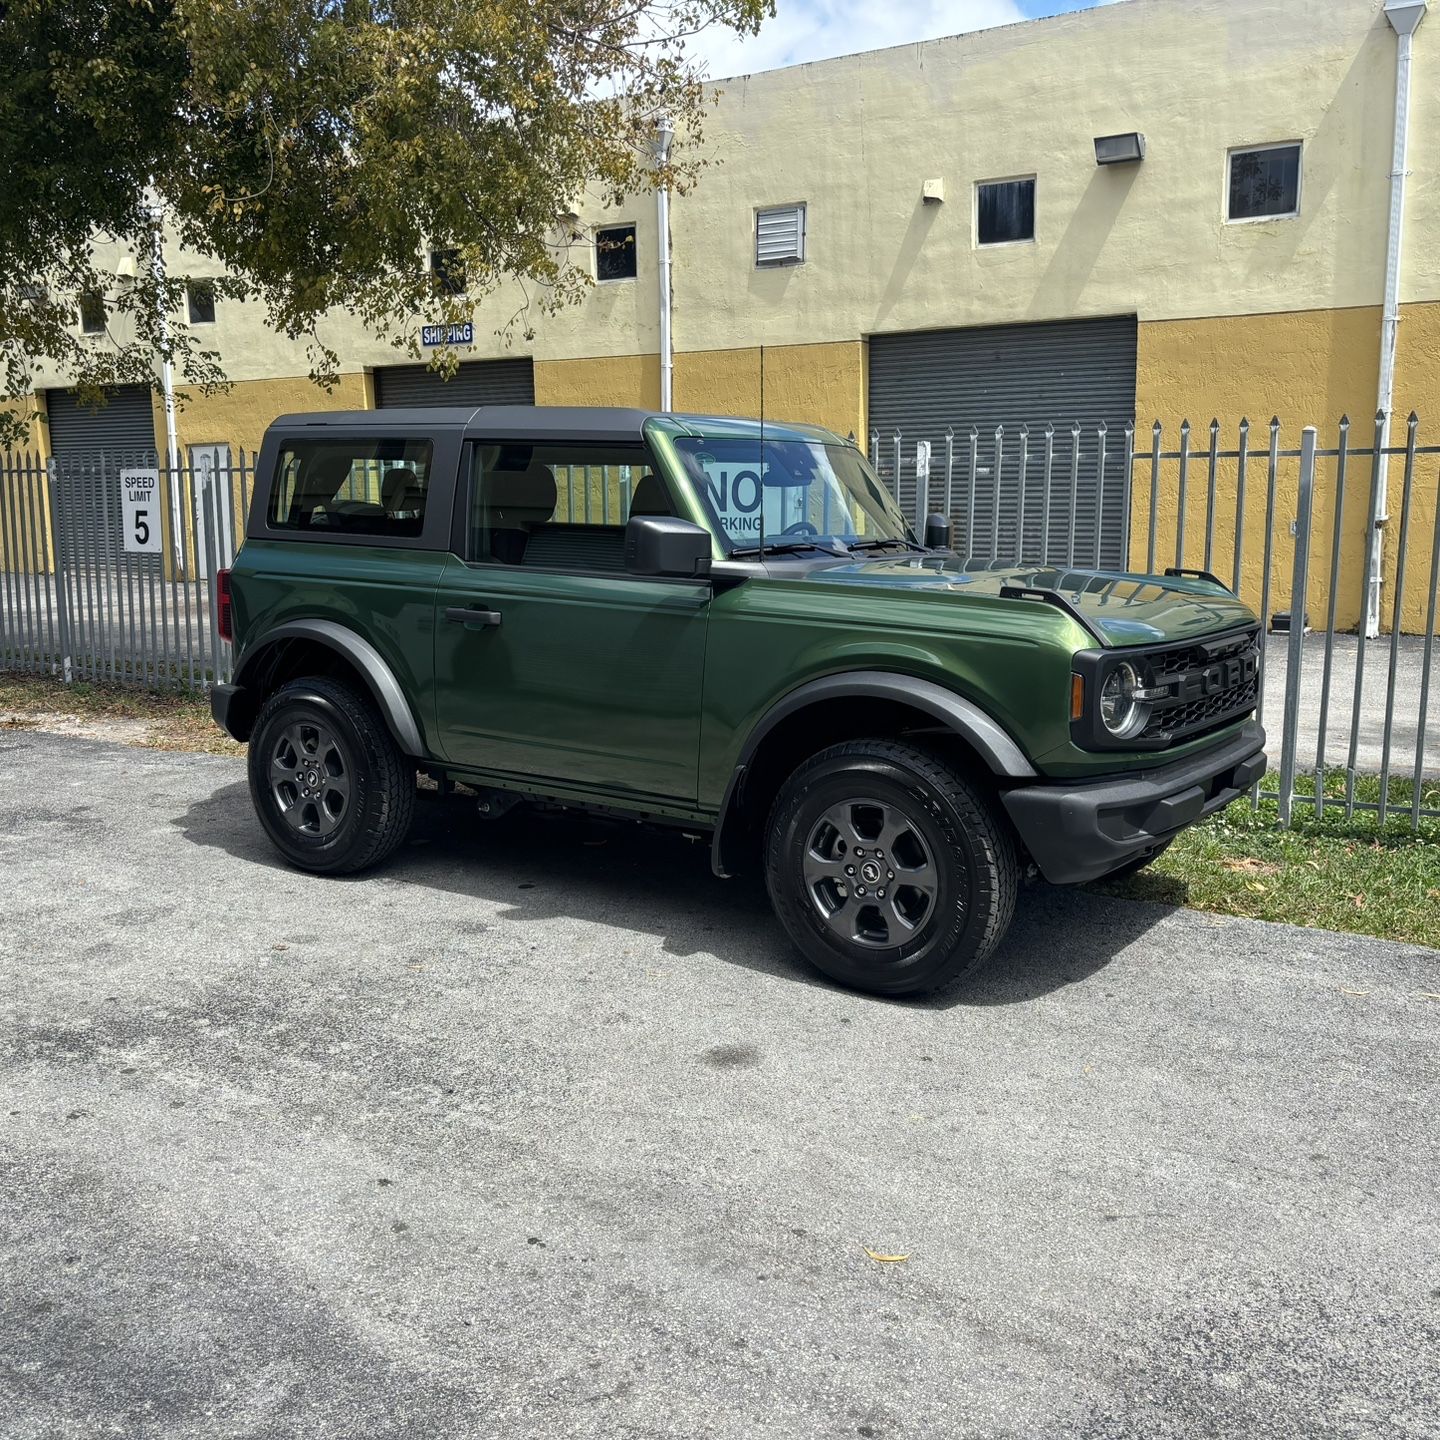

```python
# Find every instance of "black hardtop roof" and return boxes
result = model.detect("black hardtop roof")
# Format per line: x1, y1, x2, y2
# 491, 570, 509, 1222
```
269, 405, 659, 442
266, 406, 845, 446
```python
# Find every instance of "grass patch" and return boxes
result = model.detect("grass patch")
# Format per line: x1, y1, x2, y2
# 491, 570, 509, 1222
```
0, 672, 242, 756
1092, 775, 1440, 949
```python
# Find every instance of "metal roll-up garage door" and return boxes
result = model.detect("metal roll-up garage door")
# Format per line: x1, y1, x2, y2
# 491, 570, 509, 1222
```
867, 317, 1137, 568
373, 358, 535, 408
45, 385, 160, 568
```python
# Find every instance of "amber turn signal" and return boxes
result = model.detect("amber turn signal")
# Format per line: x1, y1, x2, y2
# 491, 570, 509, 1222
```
1070, 673, 1086, 721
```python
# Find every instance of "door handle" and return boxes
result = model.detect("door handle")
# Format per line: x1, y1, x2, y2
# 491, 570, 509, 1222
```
445, 606, 502, 628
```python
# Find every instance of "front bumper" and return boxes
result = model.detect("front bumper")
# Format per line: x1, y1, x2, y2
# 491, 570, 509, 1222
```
1002, 722, 1267, 885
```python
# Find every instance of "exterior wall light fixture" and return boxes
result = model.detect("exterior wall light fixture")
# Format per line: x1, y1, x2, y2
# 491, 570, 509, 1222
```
1094, 132, 1146, 165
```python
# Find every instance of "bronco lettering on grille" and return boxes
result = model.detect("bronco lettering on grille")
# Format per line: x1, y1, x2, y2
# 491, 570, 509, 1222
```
1136, 631, 1262, 743
1179, 649, 1259, 702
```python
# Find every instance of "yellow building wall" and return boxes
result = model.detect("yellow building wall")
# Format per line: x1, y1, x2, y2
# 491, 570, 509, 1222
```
533, 343, 866, 437
1130, 302, 1439, 633
534, 354, 660, 409
1, 394, 53, 572
2, 397, 48, 456
172, 372, 372, 458
673, 342, 866, 438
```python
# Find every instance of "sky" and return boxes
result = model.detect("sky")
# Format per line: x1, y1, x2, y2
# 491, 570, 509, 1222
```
684, 0, 1125, 79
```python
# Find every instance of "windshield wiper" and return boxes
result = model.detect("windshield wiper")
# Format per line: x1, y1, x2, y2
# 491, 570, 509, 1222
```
845, 537, 929, 554
731, 540, 840, 557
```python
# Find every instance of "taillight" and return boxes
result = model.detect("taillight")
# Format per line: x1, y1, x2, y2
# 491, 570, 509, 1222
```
216, 568, 234, 643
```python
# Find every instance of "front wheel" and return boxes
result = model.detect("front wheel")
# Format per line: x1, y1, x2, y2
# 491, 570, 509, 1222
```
247, 676, 415, 875
764, 739, 1019, 997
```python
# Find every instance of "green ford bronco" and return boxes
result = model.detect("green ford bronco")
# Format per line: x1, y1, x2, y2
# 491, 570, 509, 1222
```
213, 406, 1266, 996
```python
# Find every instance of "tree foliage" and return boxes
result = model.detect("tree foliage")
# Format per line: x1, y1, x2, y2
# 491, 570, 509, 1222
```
0, 0, 769, 443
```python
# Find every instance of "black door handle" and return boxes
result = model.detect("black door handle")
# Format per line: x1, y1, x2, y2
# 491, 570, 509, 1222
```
445, 606, 502, 628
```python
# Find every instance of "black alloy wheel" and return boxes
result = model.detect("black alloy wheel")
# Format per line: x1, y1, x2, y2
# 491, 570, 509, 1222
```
247, 676, 415, 875
801, 798, 939, 949
268, 718, 352, 839
764, 739, 1018, 996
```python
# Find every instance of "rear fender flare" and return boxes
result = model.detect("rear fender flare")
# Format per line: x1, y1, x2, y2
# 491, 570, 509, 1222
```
233, 619, 425, 757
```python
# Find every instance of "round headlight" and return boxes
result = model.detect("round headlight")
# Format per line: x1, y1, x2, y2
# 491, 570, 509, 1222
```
1100, 661, 1148, 738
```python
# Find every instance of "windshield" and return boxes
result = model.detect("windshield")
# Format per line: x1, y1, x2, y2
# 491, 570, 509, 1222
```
672, 436, 916, 554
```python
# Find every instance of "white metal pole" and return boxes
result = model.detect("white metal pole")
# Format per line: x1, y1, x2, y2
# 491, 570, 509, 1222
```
1368, 0, 1427, 637
150, 199, 185, 574
653, 115, 675, 411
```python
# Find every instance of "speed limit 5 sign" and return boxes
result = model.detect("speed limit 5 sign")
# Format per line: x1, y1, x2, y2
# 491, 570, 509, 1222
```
121, 468, 162, 554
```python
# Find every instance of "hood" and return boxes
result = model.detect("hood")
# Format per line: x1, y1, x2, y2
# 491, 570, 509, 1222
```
801, 557, 1257, 648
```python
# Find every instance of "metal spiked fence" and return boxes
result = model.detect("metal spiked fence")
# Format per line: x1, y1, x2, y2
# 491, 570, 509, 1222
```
0, 448, 250, 689
2, 420, 1437, 829
873, 413, 1439, 827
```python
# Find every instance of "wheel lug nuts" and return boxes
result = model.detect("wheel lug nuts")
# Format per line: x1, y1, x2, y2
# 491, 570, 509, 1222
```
887, 871, 895, 880
878, 889, 886, 899
845, 865, 856, 876
857, 886, 867, 896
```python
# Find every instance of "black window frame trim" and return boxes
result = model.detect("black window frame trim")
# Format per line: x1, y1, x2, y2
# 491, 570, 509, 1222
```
594, 223, 639, 283
428, 247, 468, 297
248, 428, 463, 550
78, 291, 107, 335
1225, 140, 1303, 224
186, 279, 217, 326
453, 435, 694, 575
975, 174, 1037, 248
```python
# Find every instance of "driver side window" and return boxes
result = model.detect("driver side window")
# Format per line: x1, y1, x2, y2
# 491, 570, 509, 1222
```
468, 443, 673, 571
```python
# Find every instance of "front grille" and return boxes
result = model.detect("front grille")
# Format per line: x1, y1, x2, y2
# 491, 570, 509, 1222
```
1137, 626, 1261, 743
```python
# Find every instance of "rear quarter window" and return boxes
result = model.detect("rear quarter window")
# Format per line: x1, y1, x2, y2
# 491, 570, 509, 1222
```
269, 438, 435, 538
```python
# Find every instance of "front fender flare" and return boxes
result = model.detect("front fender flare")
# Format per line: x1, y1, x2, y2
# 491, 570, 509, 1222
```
232, 619, 426, 757
710, 670, 1036, 877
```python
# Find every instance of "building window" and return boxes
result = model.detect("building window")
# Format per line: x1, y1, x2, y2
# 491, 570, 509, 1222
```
429, 248, 466, 296
756, 203, 806, 267
977, 177, 1035, 246
186, 280, 216, 325
79, 291, 106, 334
596, 224, 637, 282
1227, 143, 1301, 221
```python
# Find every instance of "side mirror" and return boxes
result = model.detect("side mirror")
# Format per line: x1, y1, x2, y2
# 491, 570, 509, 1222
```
625, 514, 713, 578
924, 513, 954, 550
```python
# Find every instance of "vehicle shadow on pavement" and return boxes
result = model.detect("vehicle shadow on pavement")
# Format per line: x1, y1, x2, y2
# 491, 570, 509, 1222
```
174, 782, 1180, 1009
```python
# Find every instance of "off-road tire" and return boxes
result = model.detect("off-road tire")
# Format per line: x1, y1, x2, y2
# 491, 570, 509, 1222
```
247, 676, 415, 875
764, 738, 1019, 997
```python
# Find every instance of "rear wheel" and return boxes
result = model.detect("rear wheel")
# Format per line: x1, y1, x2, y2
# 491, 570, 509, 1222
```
764, 739, 1018, 996
247, 676, 415, 875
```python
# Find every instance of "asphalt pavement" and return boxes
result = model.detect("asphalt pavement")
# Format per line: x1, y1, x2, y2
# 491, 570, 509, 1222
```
2, 733, 1438, 1439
